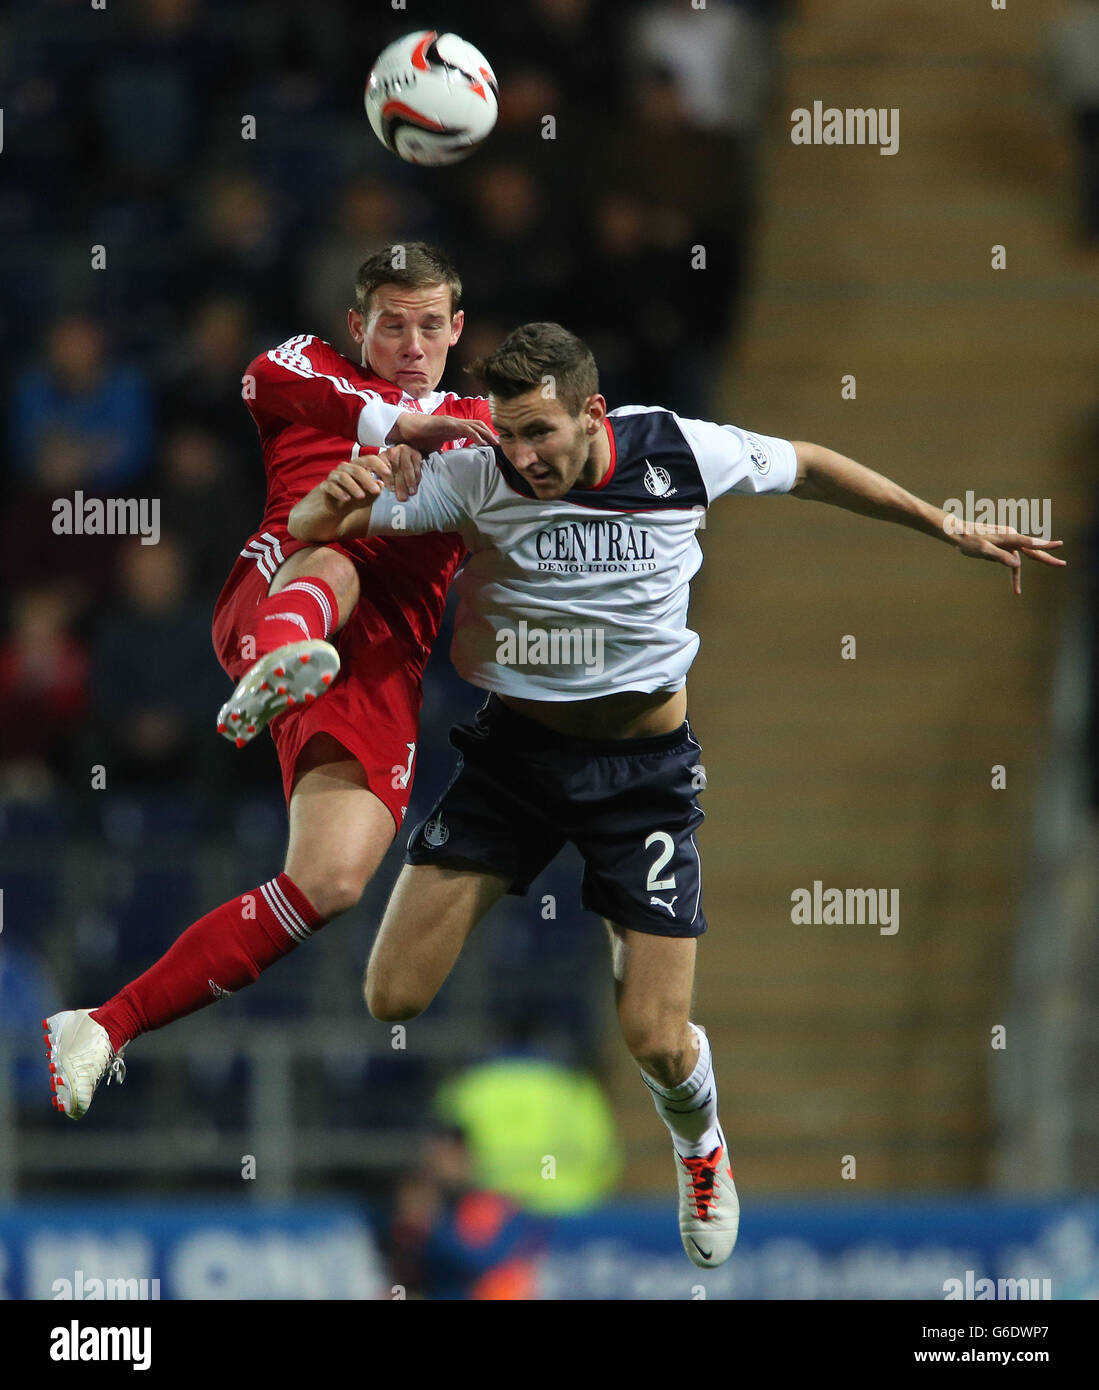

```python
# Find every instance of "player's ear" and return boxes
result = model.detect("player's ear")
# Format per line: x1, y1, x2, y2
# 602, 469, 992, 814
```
584, 393, 607, 432
348, 308, 366, 345
449, 309, 465, 346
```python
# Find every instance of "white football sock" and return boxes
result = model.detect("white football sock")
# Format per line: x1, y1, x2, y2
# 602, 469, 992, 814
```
641, 1021, 722, 1158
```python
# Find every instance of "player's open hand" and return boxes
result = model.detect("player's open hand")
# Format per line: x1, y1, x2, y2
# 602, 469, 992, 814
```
949, 522, 1066, 595
378, 444, 423, 502
392, 411, 497, 453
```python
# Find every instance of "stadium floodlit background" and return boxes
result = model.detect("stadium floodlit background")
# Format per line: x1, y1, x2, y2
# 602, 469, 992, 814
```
0, 0, 1097, 1301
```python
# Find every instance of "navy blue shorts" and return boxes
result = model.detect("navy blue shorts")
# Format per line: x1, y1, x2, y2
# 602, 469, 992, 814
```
405, 695, 707, 938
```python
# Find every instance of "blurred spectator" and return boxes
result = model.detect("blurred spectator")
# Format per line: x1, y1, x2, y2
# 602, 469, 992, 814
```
434, 1041, 622, 1216
0, 586, 88, 799
453, 161, 571, 326
388, 1126, 548, 1300
160, 295, 261, 460
155, 425, 264, 598
608, 64, 749, 231
563, 182, 741, 414
587, 66, 752, 405
96, 0, 226, 180
629, 0, 775, 136
300, 180, 406, 345
493, 0, 628, 125
195, 174, 299, 338
0, 430, 127, 613
89, 536, 224, 788
493, 65, 562, 143
1048, 0, 1099, 243
237, 15, 360, 229
558, 191, 651, 406
10, 315, 154, 489
448, 314, 513, 385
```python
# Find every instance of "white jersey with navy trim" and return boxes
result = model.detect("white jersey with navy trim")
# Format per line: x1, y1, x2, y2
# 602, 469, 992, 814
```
367, 405, 798, 699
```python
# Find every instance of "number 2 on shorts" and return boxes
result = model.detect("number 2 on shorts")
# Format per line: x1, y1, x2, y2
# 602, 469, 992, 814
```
645, 830, 677, 891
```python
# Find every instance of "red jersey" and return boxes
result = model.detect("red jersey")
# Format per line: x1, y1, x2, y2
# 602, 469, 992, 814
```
242, 333, 492, 654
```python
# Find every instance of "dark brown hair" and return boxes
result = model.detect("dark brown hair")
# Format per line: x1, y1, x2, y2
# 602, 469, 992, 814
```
354, 242, 462, 316
467, 322, 599, 415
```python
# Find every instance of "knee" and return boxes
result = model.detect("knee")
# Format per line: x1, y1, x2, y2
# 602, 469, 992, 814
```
310, 548, 359, 611
622, 1016, 694, 1086
362, 974, 428, 1023
273, 545, 359, 620
294, 871, 365, 922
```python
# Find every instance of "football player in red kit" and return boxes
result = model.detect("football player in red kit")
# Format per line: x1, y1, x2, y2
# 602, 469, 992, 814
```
44, 243, 495, 1118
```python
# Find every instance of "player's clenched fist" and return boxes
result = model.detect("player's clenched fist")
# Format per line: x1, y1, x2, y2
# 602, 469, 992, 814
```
377, 444, 423, 503
289, 459, 387, 542
319, 459, 387, 507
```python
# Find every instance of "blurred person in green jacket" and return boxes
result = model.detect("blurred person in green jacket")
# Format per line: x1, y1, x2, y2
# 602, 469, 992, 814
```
435, 1036, 622, 1216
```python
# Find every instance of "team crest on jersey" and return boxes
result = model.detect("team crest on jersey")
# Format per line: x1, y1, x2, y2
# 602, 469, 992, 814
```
423, 815, 450, 847
747, 435, 771, 475
643, 460, 675, 498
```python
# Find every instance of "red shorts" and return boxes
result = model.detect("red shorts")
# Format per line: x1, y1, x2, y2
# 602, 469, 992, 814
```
211, 527, 426, 830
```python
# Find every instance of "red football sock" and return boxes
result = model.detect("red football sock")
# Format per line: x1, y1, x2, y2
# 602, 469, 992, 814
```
91, 873, 326, 1051
250, 576, 338, 657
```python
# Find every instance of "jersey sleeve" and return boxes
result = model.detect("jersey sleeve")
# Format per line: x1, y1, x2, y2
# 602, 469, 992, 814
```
244, 336, 404, 448
439, 393, 493, 425
435, 393, 494, 448
367, 446, 493, 540
673, 414, 799, 502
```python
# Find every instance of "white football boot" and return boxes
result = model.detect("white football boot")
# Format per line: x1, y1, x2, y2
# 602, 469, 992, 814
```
676, 1124, 740, 1268
216, 639, 339, 747
44, 1010, 126, 1119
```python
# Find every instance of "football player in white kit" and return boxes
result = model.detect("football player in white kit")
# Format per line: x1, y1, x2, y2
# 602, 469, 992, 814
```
289, 322, 1064, 1270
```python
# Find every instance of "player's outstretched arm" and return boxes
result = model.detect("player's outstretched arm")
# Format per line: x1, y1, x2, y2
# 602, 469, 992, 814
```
288, 459, 389, 542
789, 441, 1066, 595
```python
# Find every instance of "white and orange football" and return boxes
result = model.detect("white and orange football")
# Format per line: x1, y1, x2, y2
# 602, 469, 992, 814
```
365, 30, 499, 166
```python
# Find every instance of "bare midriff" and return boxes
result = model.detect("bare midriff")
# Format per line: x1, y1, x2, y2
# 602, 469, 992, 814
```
498, 687, 687, 739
